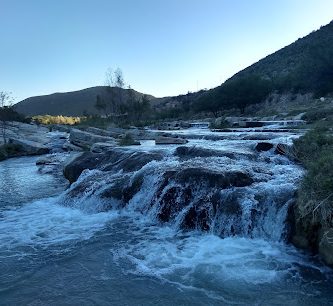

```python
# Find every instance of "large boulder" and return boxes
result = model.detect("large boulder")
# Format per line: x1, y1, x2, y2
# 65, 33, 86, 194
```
10, 138, 49, 155
255, 142, 274, 152
63, 148, 164, 183
69, 128, 117, 148
168, 167, 254, 189
154, 168, 253, 231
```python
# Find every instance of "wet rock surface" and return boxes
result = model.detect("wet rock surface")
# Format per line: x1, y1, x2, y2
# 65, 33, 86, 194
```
63, 147, 164, 183
255, 142, 274, 152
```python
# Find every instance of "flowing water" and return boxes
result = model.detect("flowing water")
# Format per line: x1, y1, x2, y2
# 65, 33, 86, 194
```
1, 130, 333, 305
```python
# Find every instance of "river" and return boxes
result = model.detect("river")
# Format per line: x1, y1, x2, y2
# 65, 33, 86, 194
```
0, 129, 333, 305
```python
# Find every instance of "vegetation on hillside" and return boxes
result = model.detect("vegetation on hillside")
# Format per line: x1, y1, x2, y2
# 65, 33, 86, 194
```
193, 21, 333, 116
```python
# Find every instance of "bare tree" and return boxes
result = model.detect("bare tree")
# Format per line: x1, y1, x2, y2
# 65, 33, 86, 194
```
103, 67, 126, 116
104, 67, 115, 87
0, 91, 13, 144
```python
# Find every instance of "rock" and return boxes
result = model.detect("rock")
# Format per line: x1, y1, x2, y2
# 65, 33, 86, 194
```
126, 129, 158, 141
255, 142, 274, 152
319, 230, 333, 266
52, 125, 71, 133
155, 136, 188, 145
275, 143, 291, 155
62, 142, 83, 152
10, 138, 49, 155
36, 155, 60, 165
86, 127, 115, 137
172, 167, 254, 189
63, 152, 106, 183
63, 148, 164, 183
91, 142, 116, 153
292, 235, 310, 249
69, 128, 117, 148
154, 168, 252, 230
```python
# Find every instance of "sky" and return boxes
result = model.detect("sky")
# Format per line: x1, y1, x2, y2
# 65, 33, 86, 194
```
1, 0, 333, 102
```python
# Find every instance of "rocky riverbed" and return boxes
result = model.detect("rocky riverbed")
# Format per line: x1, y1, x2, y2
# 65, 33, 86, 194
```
1, 124, 333, 305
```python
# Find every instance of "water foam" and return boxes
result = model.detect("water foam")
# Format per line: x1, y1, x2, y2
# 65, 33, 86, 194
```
0, 196, 119, 250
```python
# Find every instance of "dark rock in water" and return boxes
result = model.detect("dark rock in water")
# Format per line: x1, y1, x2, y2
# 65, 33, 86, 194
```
275, 143, 290, 155
154, 167, 253, 228
183, 205, 210, 231
255, 142, 274, 152
158, 186, 183, 222
63, 148, 164, 183
63, 152, 104, 183
122, 174, 144, 203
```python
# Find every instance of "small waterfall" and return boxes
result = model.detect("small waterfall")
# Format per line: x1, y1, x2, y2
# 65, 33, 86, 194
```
60, 144, 303, 243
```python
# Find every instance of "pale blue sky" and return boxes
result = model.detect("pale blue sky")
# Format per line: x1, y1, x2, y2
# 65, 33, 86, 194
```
1, 0, 333, 102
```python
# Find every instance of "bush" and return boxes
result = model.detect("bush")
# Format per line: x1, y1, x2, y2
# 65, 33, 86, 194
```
293, 128, 333, 226
118, 133, 139, 146
302, 108, 333, 123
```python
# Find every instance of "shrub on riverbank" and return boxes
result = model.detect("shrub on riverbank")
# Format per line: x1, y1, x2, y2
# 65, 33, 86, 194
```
292, 124, 333, 264
293, 127, 333, 227
118, 133, 139, 146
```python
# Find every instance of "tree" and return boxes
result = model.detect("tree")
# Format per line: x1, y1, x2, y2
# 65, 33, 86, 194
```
104, 67, 126, 116
0, 91, 14, 144
94, 95, 107, 116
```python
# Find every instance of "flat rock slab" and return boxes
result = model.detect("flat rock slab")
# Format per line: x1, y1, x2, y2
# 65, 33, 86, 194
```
69, 128, 117, 148
10, 138, 49, 155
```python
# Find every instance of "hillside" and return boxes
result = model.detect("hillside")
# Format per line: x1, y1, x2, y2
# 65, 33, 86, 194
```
14, 86, 155, 116
194, 20, 333, 114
